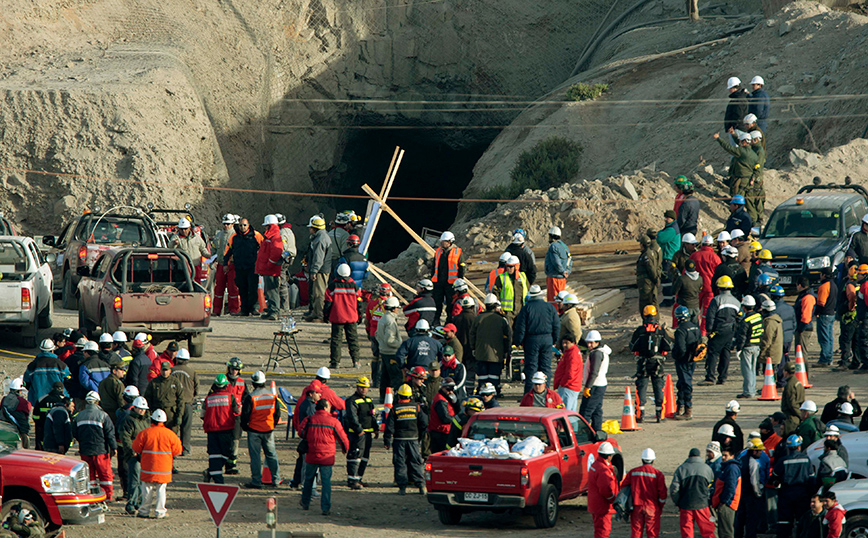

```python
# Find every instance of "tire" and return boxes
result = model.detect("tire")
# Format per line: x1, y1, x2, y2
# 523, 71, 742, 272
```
38, 300, 53, 329
1, 499, 47, 533
189, 334, 206, 357
533, 483, 559, 529
845, 514, 868, 538
61, 271, 78, 310
437, 507, 462, 525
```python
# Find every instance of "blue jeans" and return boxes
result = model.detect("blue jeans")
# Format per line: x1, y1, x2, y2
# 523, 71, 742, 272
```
740, 346, 759, 397
248, 431, 280, 486
817, 314, 834, 364
301, 463, 332, 512
522, 335, 553, 394
125, 458, 142, 512
557, 387, 580, 412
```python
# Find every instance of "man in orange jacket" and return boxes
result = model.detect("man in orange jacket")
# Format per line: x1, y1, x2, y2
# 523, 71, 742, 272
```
588, 442, 619, 538
241, 371, 281, 489
133, 409, 182, 519
621, 448, 667, 538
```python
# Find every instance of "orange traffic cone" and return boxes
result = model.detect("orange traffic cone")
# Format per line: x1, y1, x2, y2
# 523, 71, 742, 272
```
380, 387, 394, 432
257, 276, 267, 313
620, 387, 641, 431
793, 345, 812, 388
262, 465, 273, 485
663, 374, 677, 419
758, 357, 781, 401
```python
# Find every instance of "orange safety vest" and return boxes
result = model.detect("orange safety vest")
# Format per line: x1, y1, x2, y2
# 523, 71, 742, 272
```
486, 267, 505, 292
432, 246, 462, 285
248, 389, 277, 432
132, 423, 182, 484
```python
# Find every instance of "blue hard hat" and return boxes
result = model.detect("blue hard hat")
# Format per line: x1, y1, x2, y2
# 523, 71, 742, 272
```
786, 434, 803, 448
770, 284, 785, 297
675, 306, 690, 319
731, 195, 746, 205
757, 273, 773, 286
513, 228, 526, 238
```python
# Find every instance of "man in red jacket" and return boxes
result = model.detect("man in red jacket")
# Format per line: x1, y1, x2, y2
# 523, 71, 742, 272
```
256, 215, 285, 320
553, 335, 583, 412
589, 442, 619, 538
326, 264, 362, 369
299, 399, 349, 516
148, 342, 179, 381
690, 235, 722, 333
822, 491, 846, 538
520, 372, 565, 408
292, 368, 346, 433
201, 374, 240, 484
621, 448, 667, 538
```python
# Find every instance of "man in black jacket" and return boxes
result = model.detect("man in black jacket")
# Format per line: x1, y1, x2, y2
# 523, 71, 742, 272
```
677, 182, 700, 236
342, 376, 376, 490
724, 77, 750, 136
630, 306, 672, 423
711, 400, 745, 454
225, 218, 263, 316
125, 334, 152, 394
505, 232, 537, 286
513, 285, 560, 394
673, 307, 702, 420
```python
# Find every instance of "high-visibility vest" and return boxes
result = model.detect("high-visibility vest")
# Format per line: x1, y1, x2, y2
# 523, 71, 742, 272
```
229, 376, 246, 405
745, 312, 764, 345
486, 267, 504, 292
248, 389, 277, 432
497, 272, 528, 312
432, 246, 462, 284
203, 390, 235, 432
134, 424, 181, 484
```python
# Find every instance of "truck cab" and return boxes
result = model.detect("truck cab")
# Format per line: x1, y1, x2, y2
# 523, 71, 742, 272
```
0, 236, 55, 347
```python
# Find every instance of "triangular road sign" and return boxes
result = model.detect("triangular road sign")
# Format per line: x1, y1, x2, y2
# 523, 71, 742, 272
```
197, 483, 239, 528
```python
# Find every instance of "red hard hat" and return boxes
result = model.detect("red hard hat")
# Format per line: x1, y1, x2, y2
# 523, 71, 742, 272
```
410, 366, 427, 379
347, 234, 361, 245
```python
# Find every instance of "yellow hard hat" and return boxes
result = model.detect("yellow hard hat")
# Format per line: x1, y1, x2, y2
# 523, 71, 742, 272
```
310, 217, 326, 230
748, 437, 765, 450
356, 376, 371, 388
716, 275, 734, 289
397, 384, 413, 398
758, 249, 772, 260
859, 264, 868, 275
465, 398, 484, 412
642, 305, 657, 317
749, 241, 762, 252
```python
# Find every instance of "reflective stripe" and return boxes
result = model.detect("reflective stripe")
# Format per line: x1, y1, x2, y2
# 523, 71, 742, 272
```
143, 470, 173, 475
332, 288, 357, 294
718, 303, 740, 311
77, 420, 104, 428
143, 450, 173, 455
404, 307, 436, 313
631, 471, 658, 478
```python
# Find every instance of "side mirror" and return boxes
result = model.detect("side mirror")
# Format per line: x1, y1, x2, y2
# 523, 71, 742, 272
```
45, 253, 57, 264
42, 235, 55, 247
76, 266, 90, 277
595, 430, 608, 443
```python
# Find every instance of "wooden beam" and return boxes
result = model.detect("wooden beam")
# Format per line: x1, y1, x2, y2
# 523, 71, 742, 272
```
381, 149, 404, 202
369, 264, 416, 295
363, 148, 404, 257
379, 147, 400, 199
367, 265, 409, 305
362, 184, 435, 256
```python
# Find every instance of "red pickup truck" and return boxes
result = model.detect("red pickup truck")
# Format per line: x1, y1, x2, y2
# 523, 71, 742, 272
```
425, 407, 622, 528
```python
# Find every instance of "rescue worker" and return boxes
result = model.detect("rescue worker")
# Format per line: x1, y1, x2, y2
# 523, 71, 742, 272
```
821, 386, 862, 424
478, 383, 500, 409
673, 306, 702, 420
670, 448, 716, 538
485, 252, 511, 293
734, 295, 763, 398
402, 279, 436, 333
255, 214, 284, 320
133, 409, 183, 519
816, 439, 848, 490
446, 397, 482, 449
439, 347, 467, 401
713, 447, 742, 538
558, 295, 583, 349
748, 249, 779, 294
673, 233, 698, 273
630, 306, 671, 423
33, 381, 65, 451
343, 376, 375, 490
120, 397, 149, 515
544, 226, 571, 302
225, 357, 248, 475
396, 320, 443, 372
202, 374, 240, 484
738, 437, 769, 538
431, 231, 466, 323
303, 215, 332, 322
406, 366, 429, 409
588, 442, 619, 538
112, 331, 132, 361
376, 297, 403, 401
553, 335, 583, 412
98, 355, 126, 424
428, 378, 457, 453
791, 276, 816, 361
691, 235, 722, 328
660, 211, 682, 307
840, 266, 861, 369
759, 299, 784, 381
725, 195, 753, 238
713, 246, 748, 298
79, 339, 111, 394
492, 256, 528, 325
170, 348, 197, 456
637, 235, 661, 316
1, 378, 32, 448
772, 434, 815, 538
224, 218, 263, 317
677, 181, 700, 236
299, 398, 349, 516
275, 214, 297, 313
328, 212, 352, 270
470, 294, 512, 395
64, 338, 88, 407
748, 76, 770, 132
292, 367, 345, 436
580, 330, 610, 431
144, 362, 183, 434
73, 391, 116, 500
520, 372, 564, 408
514, 284, 560, 393
700, 276, 741, 385
771, 284, 796, 369
212, 214, 240, 315
712, 401, 745, 454
337, 234, 368, 286
621, 448, 667, 538
724, 77, 750, 134
43, 397, 74, 455
745, 131, 767, 224
4, 508, 43, 538
794, 400, 824, 446
850, 214, 868, 265
384, 384, 427, 495
446, 279, 471, 324
452, 296, 478, 387
148, 341, 178, 381
781, 361, 806, 435
241, 371, 281, 489
506, 230, 537, 286
23, 339, 69, 407
714, 130, 758, 196
325, 263, 362, 369
172, 216, 209, 275
365, 283, 393, 388
673, 258, 703, 327
815, 268, 838, 366
730, 230, 752, 273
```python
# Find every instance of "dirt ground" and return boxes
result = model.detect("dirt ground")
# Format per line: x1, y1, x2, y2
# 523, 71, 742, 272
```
0, 299, 854, 537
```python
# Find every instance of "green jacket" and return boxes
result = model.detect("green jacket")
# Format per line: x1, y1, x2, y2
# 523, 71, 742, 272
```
717, 138, 759, 178
119, 411, 150, 461
636, 248, 661, 284
657, 222, 682, 261
750, 144, 766, 185
782, 375, 806, 436
794, 414, 825, 447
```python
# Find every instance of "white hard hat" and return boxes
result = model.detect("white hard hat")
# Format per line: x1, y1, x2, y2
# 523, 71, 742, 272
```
336, 264, 351, 278
460, 296, 475, 308
742, 295, 756, 307
263, 214, 278, 226
134, 332, 149, 345
726, 400, 740, 413
439, 231, 455, 242
555, 290, 570, 303
222, 214, 237, 224
479, 383, 496, 395
531, 372, 547, 384
717, 231, 731, 242
316, 366, 331, 380
722, 246, 738, 258
39, 338, 56, 352
727, 76, 741, 89
506, 256, 520, 266
748, 431, 761, 439
99, 333, 114, 344
730, 229, 745, 239
762, 299, 776, 311
718, 424, 736, 437
417, 279, 434, 291
824, 425, 841, 436
701, 234, 713, 246
562, 294, 579, 305
800, 400, 817, 413
83, 341, 99, 352
641, 448, 656, 462
738, 131, 752, 142
85, 390, 101, 403
177, 218, 191, 229
862, 214, 868, 225
586, 330, 601, 342
840, 402, 854, 415
498, 252, 511, 263
528, 284, 544, 297
750, 75, 764, 85
9, 378, 25, 391
123, 385, 140, 398
175, 348, 190, 360
151, 409, 168, 423
744, 114, 758, 124
112, 331, 128, 342
251, 370, 266, 384
598, 442, 616, 456
384, 297, 400, 309
452, 278, 467, 291
681, 233, 698, 244
750, 131, 763, 141
548, 226, 562, 236
276, 214, 287, 225
484, 293, 500, 306
415, 319, 430, 331
511, 233, 524, 245
132, 396, 149, 410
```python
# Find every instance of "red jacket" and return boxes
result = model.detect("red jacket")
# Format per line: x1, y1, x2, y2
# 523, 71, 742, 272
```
300, 409, 349, 465
674, 192, 685, 214
588, 458, 618, 515
325, 277, 361, 324
690, 246, 721, 291
622, 464, 667, 507
365, 297, 386, 337
147, 351, 175, 381
145, 344, 157, 362
202, 387, 240, 432
553, 346, 583, 392
824, 502, 845, 538
519, 388, 564, 408
255, 224, 284, 277
428, 391, 455, 434
292, 380, 346, 432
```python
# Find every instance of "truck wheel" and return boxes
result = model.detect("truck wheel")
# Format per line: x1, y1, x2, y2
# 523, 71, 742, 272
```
1, 499, 47, 532
38, 300, 53, 329
533, 483, 559, 529
189, 334, 206, 357
61, 271, 78, 310
844, 515, 868, 538
437, 507, 462, 525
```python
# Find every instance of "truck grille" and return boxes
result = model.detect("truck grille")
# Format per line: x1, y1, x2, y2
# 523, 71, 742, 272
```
772, 259, 804, 275
73, 463, 89, 494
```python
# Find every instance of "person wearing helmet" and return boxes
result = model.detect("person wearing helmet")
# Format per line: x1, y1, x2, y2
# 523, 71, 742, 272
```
745, 131, 767, 225
324, 263, 362, 369
364, 283, 394, 390
839, 263, 861, 369
73, 391, 117, 499
396, 320, 443, 375
402, 279, 436, 333
711, 401, 744, 454
79, 339, 112, 394
672, 233, 697, 275
471, 291, 512, 397
728, 230, 751, 273
223, 357, 249, 475
0, 378, 33, 448
452, 296, 479, 383
341, 376, 375, 490
303, 215, 333, 322
430, 231, 466, 324
672, 306, 702, 420
553, 333, 583, 412
622, 448, 667, 537
769, 285, 797, 370
792, 275, 817, 362
724, 76, 750, 135
699, 275, 741, 386
748, 75, 769, 132
630, 305, 671, 423
748, 248, 779, 295
659, 210, 682, 308
446, 398, 483, 450
376, 296, 404, 402
814, 268, 837, 367
793, 400, 823, 446
119, 396, 150, 513
672, 259, 702, 330
485, 252, 511, 293
514, 285, 560, 395
254, 215, 284, 320
771, 433, 815, 538
110, 331, 132, 361
636, 234, 662, 317
492, 255, 529, 325
272, 214, 297, 312
144, 359, 183, 445
202, 374, 241, 484
384, 383, 427, 496
477, 383, 499, 409
557, 295, 582, 352
98, 355, 128, 424
577, 330, 609, 430
170, 348, 198, 456
758, 298, 784, 380
133, 406, 183, 519
713, 128, 759, 197
33, 381, 68, 451
171, 216, 210, 275
239, 371, 281, 490
544, 226, 572, 302
673, 175, 689, 213
725, 195, 753, 240
588, 441, 619, 538
336, 234, 368, 286
711, 246, 747, 297
690, 235, 722, 330
23, 338, 70, 413
405, 366, 428, 405
519, 372, 564, 409
444, 279, 468, 324
505, 231, 536, 287
114, 384, 140, 500
827, 404, 858, 433
670, 448, 716, 537
780, 361, 806, 436
428, 378, 458, 453
292, 368, 346, 437
44, 396, 75, 455
328, 212, 353, 270
733, 295, 763, 398
212, 214, 240, 316
148, 341, 179, 382
677, 180, 700, 237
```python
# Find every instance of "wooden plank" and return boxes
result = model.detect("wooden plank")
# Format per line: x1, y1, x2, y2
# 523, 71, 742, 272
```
362, 184, 434, 256
363, 148, 403, 257
367, 265, 409, 305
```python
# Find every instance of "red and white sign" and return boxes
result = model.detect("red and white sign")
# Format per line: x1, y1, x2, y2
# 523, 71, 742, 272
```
197, 483, 239, 528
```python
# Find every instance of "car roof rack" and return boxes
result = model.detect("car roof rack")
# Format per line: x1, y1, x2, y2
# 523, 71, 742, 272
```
796, 183, 868, 200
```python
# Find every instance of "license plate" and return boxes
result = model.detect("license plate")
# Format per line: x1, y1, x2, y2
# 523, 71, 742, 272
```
778, 276, 792, 284
465, 492, 488, 502
151, 323, 175, 330
97, 514, 105, 523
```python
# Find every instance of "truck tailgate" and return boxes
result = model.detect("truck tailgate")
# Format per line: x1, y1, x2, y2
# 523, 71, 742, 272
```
120, 293, 208, 324
427, 454, 525, 496
0, 282, 24, 312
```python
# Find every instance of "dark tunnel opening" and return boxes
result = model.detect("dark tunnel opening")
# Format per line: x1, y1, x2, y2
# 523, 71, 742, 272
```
334, 128, 496, 262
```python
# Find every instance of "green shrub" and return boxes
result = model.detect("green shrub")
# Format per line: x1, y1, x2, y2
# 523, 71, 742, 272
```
566, 82, 608, 101
510, 136, 582, 192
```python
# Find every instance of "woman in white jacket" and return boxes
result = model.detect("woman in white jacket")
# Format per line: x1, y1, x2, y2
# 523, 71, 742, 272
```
579, 330, 610, 431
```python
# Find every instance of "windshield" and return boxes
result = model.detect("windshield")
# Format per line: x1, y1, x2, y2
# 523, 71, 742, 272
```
76, 217, 156, 245
467, 419, 549, 445
763, 208, 841, 239
0, 241, 27, 271
112, 254, 191, 292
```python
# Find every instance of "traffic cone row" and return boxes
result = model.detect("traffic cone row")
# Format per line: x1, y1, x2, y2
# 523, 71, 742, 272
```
793, 345, 812, 388
620, 387, 641, 431
758, 356, 781, 401
663, 374, 676, 419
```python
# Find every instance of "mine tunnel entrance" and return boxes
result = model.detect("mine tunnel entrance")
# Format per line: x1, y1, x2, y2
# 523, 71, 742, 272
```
335, 128, 495, 262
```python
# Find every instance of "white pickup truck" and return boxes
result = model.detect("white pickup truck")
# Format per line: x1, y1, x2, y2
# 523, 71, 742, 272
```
0, 236, 54, 347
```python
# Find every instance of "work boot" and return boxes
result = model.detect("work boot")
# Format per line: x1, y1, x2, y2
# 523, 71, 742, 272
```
698, 379, 715, 386
398, 486, 406, 496
680, 408, 693, 420
675, 405, 684, 417
636, 409, 644, 424
418, 484, 427, 495
226, 466, 240, 476
348, 481, 362, 490
655, 408, 663, 423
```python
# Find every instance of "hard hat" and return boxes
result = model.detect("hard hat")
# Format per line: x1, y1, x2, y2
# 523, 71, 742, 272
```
727, 76, 741, 89
862, 214, 868, 226
717, 231, 731, 242
384, 297, 400, 309
440, 377, 456, 389
309, 216, 325, 230
133, 332, 150, 345
465, 398, 484, 412
726, 400, 741, 413
177, 218, 191, 229
151, 409, 168, 423
9, 378, 25, 391
251, 371, 266, 384
356, 376, 371, 388
758, 273, 773, 286
786, 434, 803, 448
722, 246, 738, 258
701, 234, 713, 246
415, 319, 430, 331
738, 131, 752, 142
674, 175, 689, 186
585, 330, 602, 342
132, 396, 149, 410
750, 76, 764, 85
75, 337, 88, 347
222, 214, 237, 224
18, 510, 32, 524
111, 331, 128, 342
682, 233, 698, 244
334, 212, 352, 225
730, 195, 746, 206
761, 299, 776, 311
742, 295, 756, 307
531, 372, 547, 384
511, 233, 524, 245
840, 402, 854, 415
824, 425, 841, 436
397, 384, 413, 397
548, 226, 562, 237
498, 252, 511, 263
410, 366, 428, 379
39, 338, 56, 352
214, 374, 229, 388
99, 333, 114, 344
743, 114, 758, 124
479, 383, 497, 395
562, 294, 579, 305
262, 214, 278, 226
758, 249, 772, 260
750, 130, 763, 140
175, 348, 190, 361
378, 282, 393, 294
452, 278, 468, 292
730, 229, 745, 239
83, 341, 99, 352
85, 390, 101, 403
513, 228, 527, 238
770, 285, 785, 297
675, 306, 690, 319
123, 385, 140, 399
598, 442, 616, 456
336, 264, 351, 278
276, 214, 286, 225
555, 290, 570, 303
718, 424, 736, 437
227, 357, 244, 369
316, 366, 331, 380
800, 400, 817, 413
748, 438, 765, 451
439, 231, 455, 242
484, 294, 500, 306
643, 305, 658, 317
346, 234, 361, 246
528, 285, 544, 297
641, 448, 656, 462
417, 279, 434, 291
506, 256, 520, 266
860, 264, 868, 275
749, 241, 762, 252
460, 296, 475, 308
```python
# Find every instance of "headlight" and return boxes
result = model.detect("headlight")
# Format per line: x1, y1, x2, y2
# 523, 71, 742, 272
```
806, 256, 831, 270
41, 473, 74, 493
